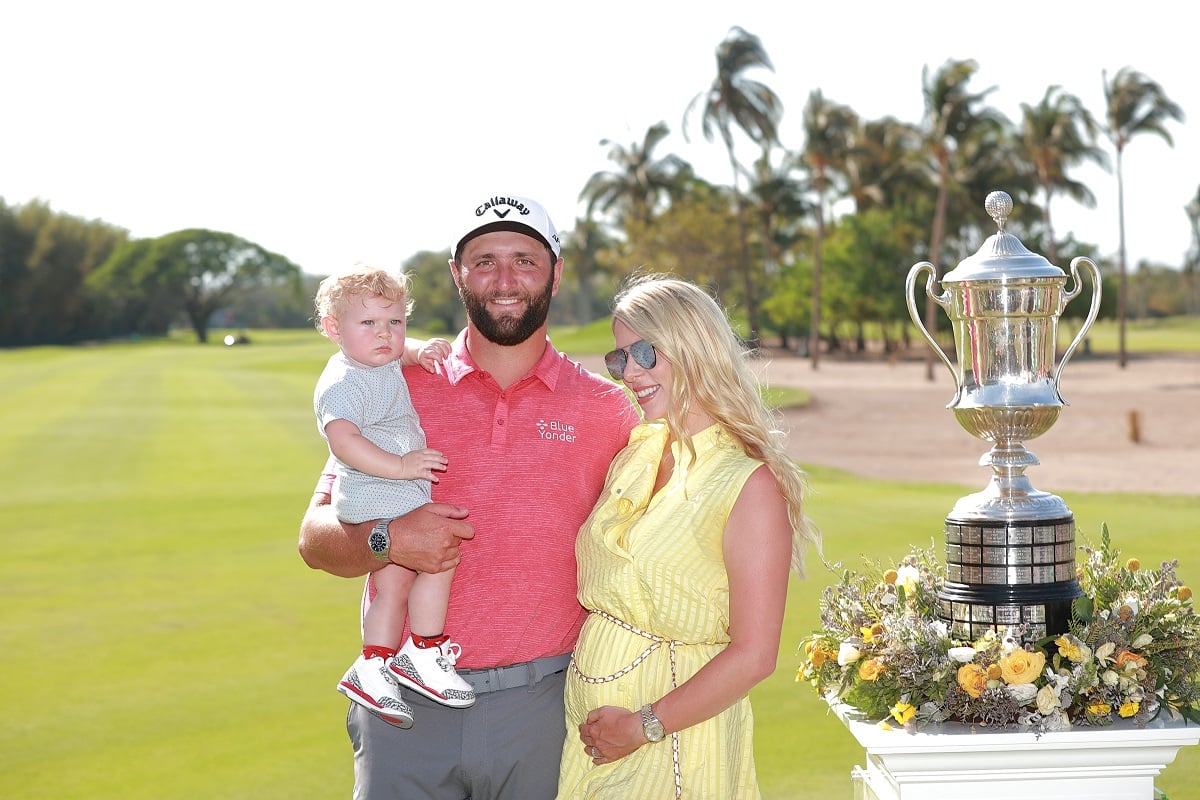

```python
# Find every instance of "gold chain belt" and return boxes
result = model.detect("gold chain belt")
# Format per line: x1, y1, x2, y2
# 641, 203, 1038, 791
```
569, 609, 684, 799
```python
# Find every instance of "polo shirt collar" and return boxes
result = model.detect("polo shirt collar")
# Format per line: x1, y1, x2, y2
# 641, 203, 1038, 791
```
442, 330, 561, 391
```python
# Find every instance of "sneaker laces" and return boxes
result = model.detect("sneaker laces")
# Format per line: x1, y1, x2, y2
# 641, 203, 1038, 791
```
437, 639, 463, 671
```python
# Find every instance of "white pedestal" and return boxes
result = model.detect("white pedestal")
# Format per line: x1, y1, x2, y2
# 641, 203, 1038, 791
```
831, 700, 1200, 800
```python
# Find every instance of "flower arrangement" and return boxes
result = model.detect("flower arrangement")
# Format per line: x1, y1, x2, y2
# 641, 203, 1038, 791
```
798, 525, 1200, 735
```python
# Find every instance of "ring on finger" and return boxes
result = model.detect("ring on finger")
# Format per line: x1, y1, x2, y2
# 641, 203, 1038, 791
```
590, 745, 599, 758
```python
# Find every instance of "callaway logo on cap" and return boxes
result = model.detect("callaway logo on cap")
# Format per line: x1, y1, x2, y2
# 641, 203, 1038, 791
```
452, 195, 561, 261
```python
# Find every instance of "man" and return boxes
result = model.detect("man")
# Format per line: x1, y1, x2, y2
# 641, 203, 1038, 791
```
298, 194, 640, 799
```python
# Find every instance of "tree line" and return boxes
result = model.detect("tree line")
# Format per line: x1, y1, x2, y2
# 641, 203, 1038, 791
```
2, 29, 1198, 356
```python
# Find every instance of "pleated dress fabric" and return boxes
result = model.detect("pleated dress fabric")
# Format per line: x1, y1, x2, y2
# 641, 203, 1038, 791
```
557, 421, 763, 799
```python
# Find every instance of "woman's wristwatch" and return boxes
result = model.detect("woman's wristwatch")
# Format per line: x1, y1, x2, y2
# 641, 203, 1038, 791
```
640, 703, 665, 742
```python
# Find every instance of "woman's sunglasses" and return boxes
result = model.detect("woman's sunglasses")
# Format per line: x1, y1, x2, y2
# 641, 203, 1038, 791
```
604, 339, 657, 380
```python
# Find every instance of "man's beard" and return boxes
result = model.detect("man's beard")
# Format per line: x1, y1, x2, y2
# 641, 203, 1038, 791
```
459, 273, 554, 347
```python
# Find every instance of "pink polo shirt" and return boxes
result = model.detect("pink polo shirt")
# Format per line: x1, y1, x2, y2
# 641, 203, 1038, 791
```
348, 333, 639, 669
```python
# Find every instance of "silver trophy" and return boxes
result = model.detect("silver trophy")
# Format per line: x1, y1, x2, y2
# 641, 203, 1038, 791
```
906, 190, 1102, 641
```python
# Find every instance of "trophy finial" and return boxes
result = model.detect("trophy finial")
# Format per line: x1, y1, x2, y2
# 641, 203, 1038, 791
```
985, 190, 1013, 231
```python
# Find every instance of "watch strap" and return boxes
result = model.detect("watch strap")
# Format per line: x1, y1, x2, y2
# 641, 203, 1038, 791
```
640, 702, 665, 742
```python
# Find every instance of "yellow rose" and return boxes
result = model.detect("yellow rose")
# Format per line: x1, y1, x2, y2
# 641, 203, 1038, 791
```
999, 649, 1046, 685
858, 658, 886, 682
957, 664, 987, 698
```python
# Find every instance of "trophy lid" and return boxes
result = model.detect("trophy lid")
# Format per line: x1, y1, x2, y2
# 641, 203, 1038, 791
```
941, 191, 1065, 282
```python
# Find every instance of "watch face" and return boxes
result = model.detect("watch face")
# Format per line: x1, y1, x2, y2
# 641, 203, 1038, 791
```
642, 705, 665, 741
368, 530, 388, 555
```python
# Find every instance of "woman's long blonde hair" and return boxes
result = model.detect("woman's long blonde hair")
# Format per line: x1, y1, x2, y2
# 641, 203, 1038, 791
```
612, 274, 821, 577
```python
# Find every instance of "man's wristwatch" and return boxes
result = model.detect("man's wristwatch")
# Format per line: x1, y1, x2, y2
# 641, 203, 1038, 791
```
640, 703, 665, 742
368, 518, 394, 562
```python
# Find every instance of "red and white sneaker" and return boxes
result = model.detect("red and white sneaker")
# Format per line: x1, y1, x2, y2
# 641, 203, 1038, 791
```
388, 639, 476, 708
337, 654, 414, 728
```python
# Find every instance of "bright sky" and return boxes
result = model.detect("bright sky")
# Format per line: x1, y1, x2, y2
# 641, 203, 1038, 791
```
3, 1, 1196, 277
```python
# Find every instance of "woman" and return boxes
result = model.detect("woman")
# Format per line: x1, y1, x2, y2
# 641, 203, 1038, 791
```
557, 275, 820, 799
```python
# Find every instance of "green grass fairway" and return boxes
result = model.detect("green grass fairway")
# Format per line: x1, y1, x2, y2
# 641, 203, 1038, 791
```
1, 331, 1196, 799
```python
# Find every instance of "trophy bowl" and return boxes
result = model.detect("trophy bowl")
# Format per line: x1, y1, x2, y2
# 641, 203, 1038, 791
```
953, 406, 1060, 443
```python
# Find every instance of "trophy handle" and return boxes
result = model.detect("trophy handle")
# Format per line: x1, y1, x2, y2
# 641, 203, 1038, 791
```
905, 261, 956, 384
1053, 256, 1102, 402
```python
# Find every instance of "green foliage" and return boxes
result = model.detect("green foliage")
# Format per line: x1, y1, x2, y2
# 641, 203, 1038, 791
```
620, 182, 742, 298
0, 198, 127, 346
399, 250, 463, 334
87, 229, 303, 344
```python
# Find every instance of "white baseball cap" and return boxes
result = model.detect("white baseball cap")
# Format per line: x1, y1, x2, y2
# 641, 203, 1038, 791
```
451, 194, 561, 261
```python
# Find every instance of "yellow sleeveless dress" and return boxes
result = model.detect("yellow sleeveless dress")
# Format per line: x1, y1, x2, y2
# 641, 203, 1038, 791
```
557, 422, 763, 799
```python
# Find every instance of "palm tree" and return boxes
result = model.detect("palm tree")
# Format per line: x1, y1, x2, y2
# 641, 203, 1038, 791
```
1101, 67, 1185, 368
800, 90, 857, 368
844, 116, 927, 214
744, 144, 812, 348
1018, 86, 1109, 266
579, 122, 693, 231
684, 26, 782, 346
919, 58, 1007, 380
1184, 186, 1200, 315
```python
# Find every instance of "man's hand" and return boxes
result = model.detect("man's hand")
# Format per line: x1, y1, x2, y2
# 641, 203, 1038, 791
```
385, 502, 472, 573
298, 493, 472, 578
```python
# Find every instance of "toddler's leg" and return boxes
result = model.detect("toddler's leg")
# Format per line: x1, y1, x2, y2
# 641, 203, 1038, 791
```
389, 568, 476, 708
336, 565, 418, 727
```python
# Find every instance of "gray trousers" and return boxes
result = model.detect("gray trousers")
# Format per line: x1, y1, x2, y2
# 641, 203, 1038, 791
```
347, 670, 567, 799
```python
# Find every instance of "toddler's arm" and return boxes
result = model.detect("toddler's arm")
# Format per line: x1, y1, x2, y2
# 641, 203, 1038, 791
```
325, 418, 448, 482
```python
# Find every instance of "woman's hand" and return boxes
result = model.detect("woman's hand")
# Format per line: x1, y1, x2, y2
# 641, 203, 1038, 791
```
577, 705, 646, 764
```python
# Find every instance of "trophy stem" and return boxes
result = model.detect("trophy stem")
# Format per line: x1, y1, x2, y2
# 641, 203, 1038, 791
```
980, 439, 1040, 471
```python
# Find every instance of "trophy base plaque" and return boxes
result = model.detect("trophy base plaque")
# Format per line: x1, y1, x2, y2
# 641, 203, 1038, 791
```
938, 514, 1082, 641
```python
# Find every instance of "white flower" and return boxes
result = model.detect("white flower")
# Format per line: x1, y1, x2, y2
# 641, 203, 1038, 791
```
1007, 683, 1039, 703
930, 619, 948, 638
895, 565, 920, 595
1102, 669, 1120, 687
837, 642, 862, 666
1094, 641, 1117, 665
1132, 633, 1154, 648
948, 646, 977, 663
1117, 595, 1140, 617
1043, 711, 1072, 732
1036, 684, 1061, 715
